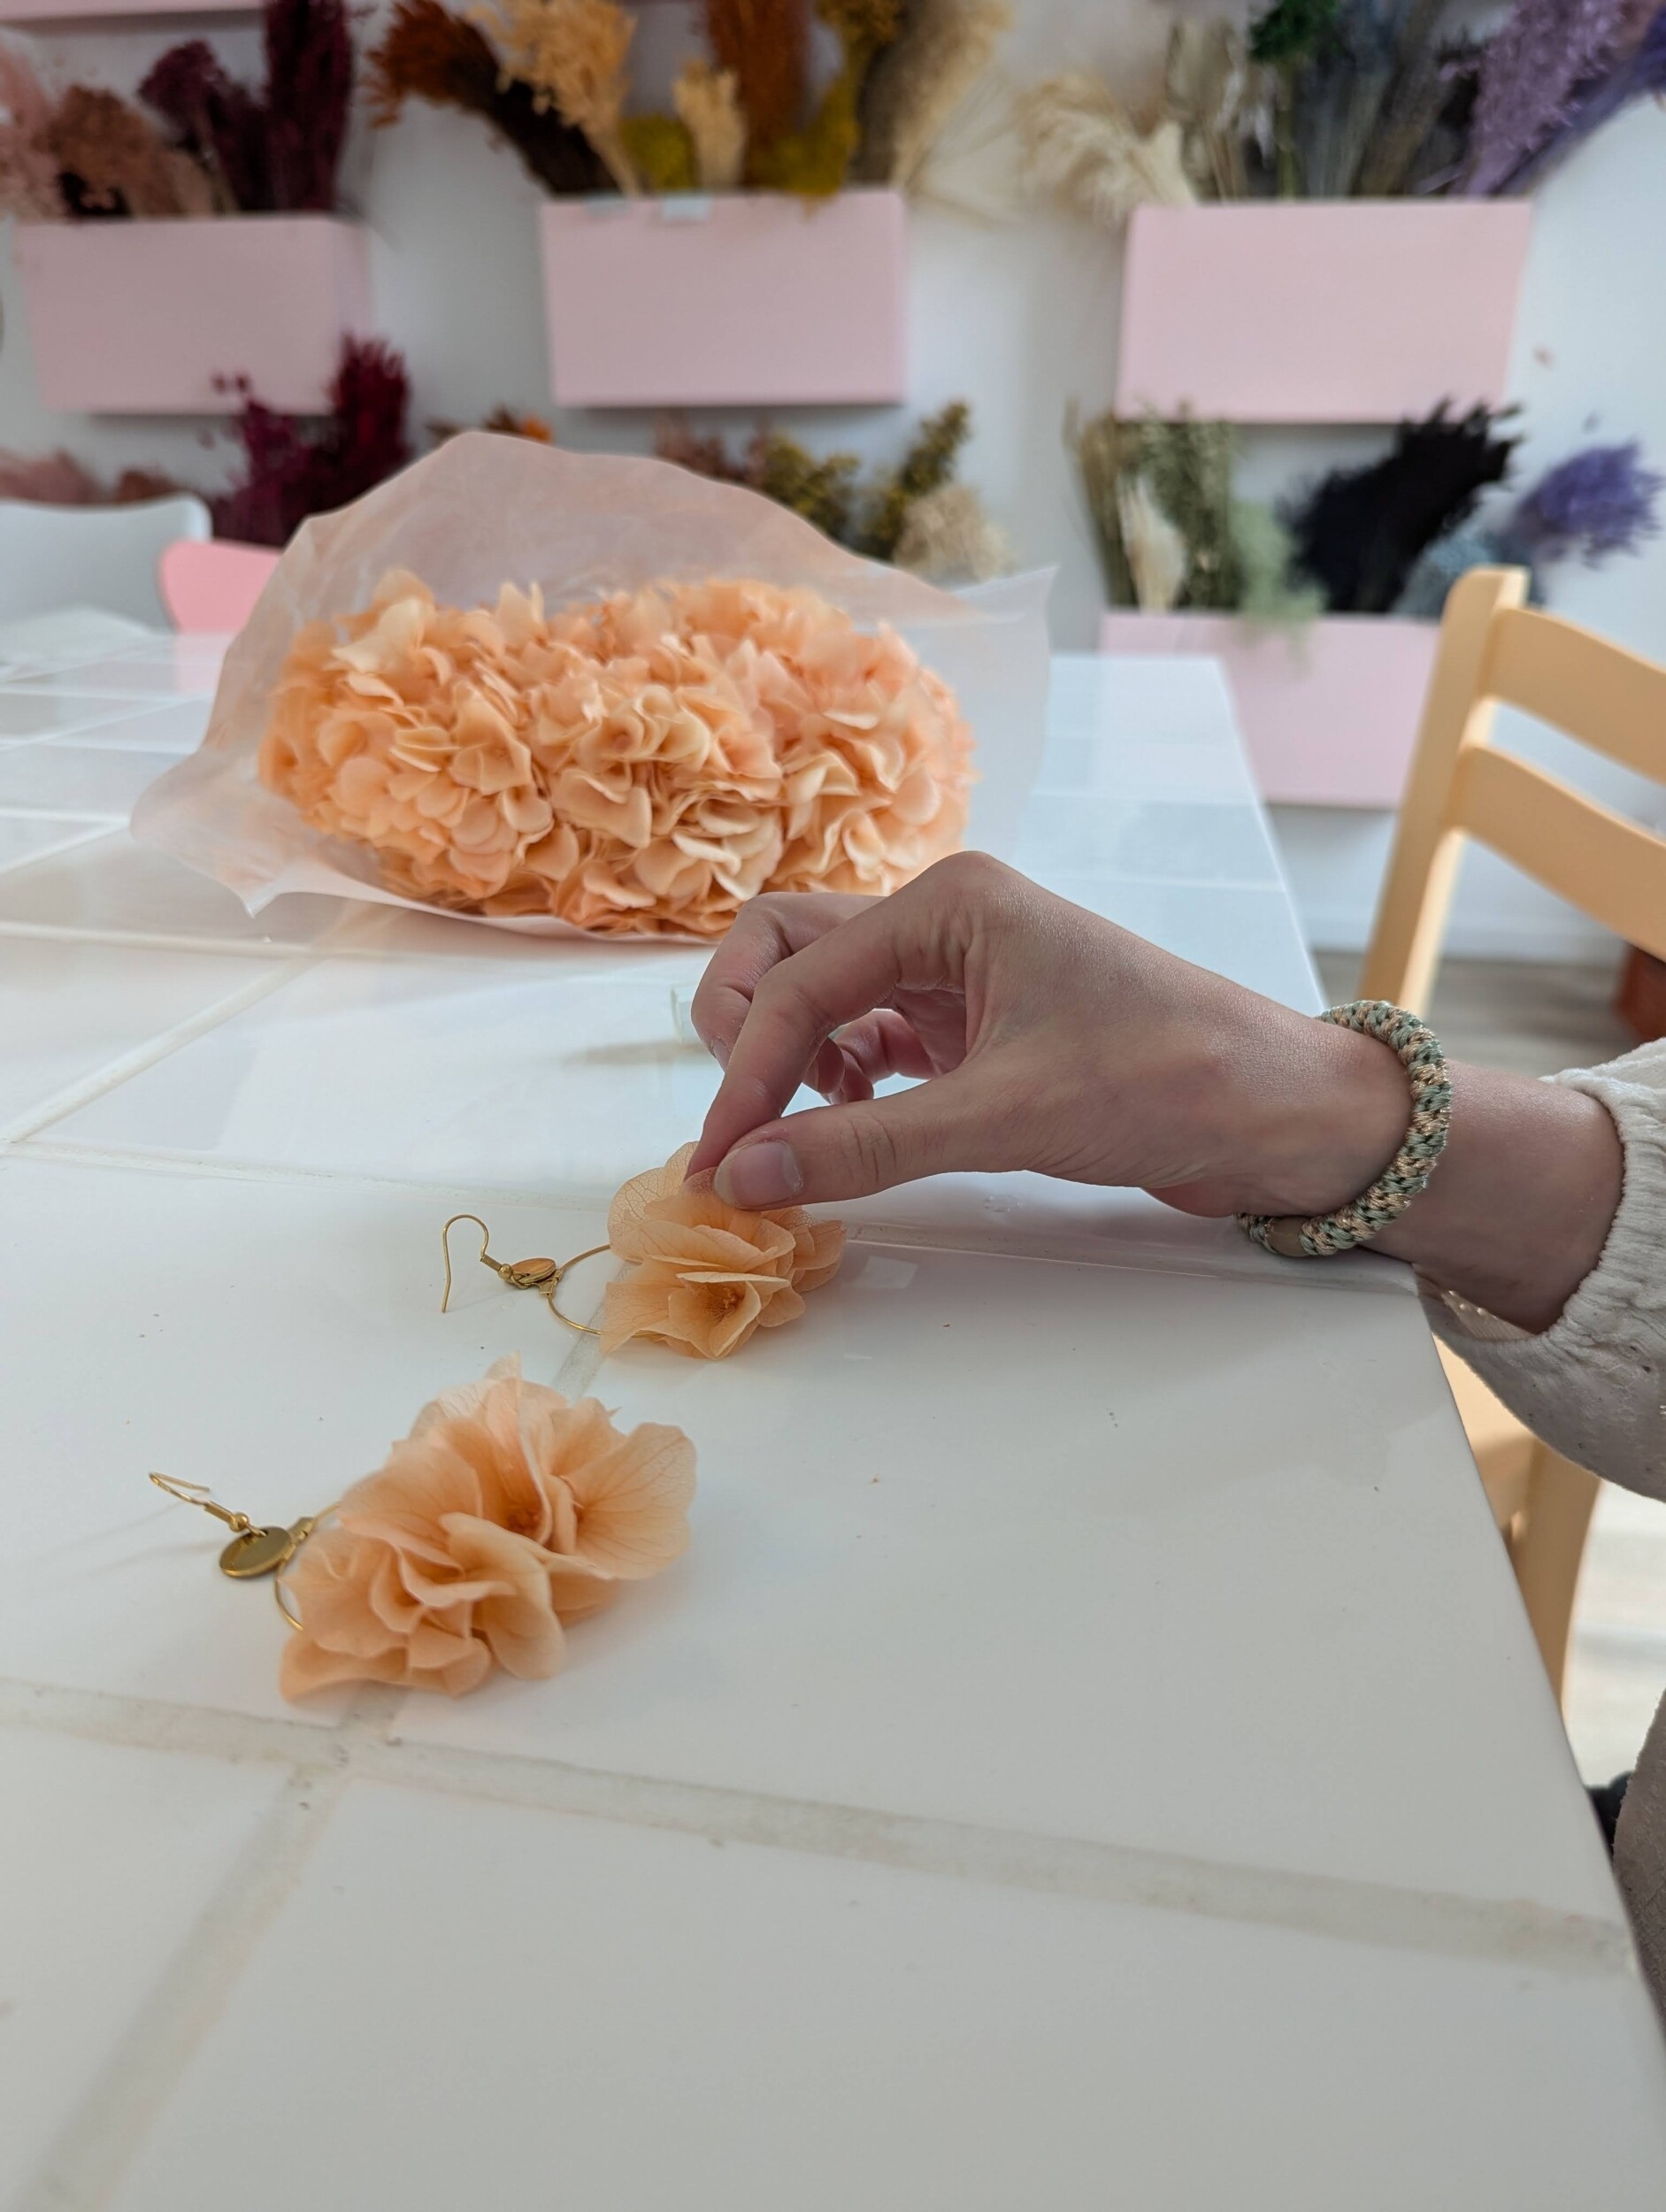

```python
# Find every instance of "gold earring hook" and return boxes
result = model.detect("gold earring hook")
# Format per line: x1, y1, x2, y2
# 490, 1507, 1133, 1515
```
150, 1471, 334, 1583
440, 1213, 496, 1312
441, 1212, 572, 1310
150, 1470, 252, 1533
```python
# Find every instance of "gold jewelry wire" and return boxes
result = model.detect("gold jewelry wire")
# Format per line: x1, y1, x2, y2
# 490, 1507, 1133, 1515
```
440, 1212, 609, 1336
149, 1471, 335, 1632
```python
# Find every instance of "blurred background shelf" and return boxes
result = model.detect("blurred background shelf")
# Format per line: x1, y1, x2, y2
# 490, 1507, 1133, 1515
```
540, 188, 908, 410
1100, 610, 1440, 809
1115, 202, 1533, 425
16, 217, 371, 415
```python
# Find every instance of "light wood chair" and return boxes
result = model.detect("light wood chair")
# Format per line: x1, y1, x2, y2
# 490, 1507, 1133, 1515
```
1359, 565, 1666, 1698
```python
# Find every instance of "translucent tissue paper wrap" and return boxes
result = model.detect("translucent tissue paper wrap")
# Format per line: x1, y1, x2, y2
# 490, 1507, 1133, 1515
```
134, 435, 1054, 939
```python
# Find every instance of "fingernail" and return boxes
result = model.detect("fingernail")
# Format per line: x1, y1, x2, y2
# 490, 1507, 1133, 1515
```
715, 1140, 802, 1209
711, 1036, 730, 1070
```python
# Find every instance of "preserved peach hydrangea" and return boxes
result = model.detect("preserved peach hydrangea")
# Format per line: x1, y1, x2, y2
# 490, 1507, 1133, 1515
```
599, 1142, 844, 1359
280, 1356, 695, 1698
257, 571, 973, 936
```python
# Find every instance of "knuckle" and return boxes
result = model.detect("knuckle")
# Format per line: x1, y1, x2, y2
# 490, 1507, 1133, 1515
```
847, 1115, 902, 1191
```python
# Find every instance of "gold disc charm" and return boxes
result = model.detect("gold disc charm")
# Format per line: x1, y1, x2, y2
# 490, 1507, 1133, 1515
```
219, 1524, 297, 1578
503, 1257, 558, 1290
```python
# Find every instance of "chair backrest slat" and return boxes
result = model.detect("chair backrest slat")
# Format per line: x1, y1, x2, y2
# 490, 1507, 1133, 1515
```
1485, 606, 1666, 786
1361, 568, 1666, 1012
1452, 745, 1666, 964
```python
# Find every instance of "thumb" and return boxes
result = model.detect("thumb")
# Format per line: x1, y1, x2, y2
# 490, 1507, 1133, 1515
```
710, 1078, 984, 1209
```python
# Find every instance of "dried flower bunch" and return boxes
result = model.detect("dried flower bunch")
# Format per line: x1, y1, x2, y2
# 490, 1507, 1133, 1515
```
367, 0, 1007, 196
212, 339, 413, 549
1073, 407, 1318, 621
258, 571, 973, 934
1397, 438, 1663, 615
280, 1356, 695, 1696
1079, 398, 1661, 625
601, 1143, 844, 1359
0, 0, 354, 222
653, 403, 1010, 582
1020, 0, 1666, 214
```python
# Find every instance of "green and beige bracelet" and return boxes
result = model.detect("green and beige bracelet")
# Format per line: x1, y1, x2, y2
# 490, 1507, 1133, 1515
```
1237, 1000, 1453, 1260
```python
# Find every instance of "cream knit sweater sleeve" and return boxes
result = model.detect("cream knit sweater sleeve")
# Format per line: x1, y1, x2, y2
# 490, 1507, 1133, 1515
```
1424, 1037, 1666, 1499
1424, 1035, 1666, 2013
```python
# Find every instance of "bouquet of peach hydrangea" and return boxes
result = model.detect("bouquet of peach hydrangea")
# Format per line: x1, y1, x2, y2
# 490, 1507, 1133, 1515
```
135, 436, 1050, 941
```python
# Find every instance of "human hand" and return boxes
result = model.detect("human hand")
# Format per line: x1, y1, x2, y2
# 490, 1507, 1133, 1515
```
686, 854, 1410, 1219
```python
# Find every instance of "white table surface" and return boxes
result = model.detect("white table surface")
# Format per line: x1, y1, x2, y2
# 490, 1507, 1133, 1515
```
2, 635, 1662, 2211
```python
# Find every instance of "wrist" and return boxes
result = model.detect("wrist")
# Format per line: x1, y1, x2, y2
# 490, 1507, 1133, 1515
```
1372, 1068, 1622, 1331
1232, 1016, 1413, 1219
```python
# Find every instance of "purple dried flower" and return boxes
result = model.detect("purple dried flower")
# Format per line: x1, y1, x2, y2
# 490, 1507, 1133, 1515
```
1500, 0, 1666, 188
1511, 441, 1663, 565
1463, 0, 1654, 195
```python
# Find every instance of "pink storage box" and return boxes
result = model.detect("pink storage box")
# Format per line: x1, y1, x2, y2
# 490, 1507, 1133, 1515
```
1116, 202, 1532, 424
539, 188, 908, 408
1099, 611, 1441, 809
16, 216, 370, 415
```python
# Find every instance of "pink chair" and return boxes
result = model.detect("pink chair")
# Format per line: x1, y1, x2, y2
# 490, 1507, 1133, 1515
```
157, 537, 280, 634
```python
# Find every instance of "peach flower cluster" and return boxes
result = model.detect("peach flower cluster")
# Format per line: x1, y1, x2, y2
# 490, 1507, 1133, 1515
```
258, 571, 974, 936
599, 1144, 844, 1360
280, 1357, 695, 1699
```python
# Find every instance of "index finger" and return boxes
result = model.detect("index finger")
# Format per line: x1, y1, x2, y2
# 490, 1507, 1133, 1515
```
688, 891, 940, 1175
690, 893, 875, 1064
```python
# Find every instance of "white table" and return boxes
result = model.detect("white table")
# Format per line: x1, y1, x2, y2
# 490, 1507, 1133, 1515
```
1, 637, 1662, 2211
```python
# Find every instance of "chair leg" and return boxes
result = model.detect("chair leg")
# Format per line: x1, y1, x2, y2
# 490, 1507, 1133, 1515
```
1509, 1448, 1601, 1699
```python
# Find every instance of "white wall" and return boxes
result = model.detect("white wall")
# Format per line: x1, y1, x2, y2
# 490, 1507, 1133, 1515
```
1, 2, 1661, 959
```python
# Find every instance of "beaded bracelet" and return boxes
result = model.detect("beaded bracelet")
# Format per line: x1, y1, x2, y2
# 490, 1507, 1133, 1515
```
1237, 1000, 1453, 1260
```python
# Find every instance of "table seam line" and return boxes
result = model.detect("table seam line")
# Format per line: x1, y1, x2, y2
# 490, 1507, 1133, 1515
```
0, 955, 319, 1147
0, 1675, 1633, 1985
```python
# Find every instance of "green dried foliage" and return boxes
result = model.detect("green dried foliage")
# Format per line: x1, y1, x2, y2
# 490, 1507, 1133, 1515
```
1132, 415, 1240, 610
858, 400, 971, 560
656, 402, 976, 558
1072, 409, 1247, 611
619, 112, 697, 190
1248, 0, 1338, 67
1231, 499, 1324, 623
1070, 406, 1136, 606
753, 431, 864, 541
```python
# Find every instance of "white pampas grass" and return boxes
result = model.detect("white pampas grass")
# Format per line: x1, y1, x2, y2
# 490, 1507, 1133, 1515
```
894, 481, 1013, 584
673, 60, 746, 191
1117, 477, 1189, 612
856, 0, 1013, 189
1018, 70, 1195, 227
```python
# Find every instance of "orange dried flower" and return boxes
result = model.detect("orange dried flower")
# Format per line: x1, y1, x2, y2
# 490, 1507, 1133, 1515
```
600, 1143, 843, 1359
280, 1356, 695, 1697
258, 571, 973, 938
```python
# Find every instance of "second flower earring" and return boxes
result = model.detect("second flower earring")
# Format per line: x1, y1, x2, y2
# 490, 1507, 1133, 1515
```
440, 1145, 845, 1362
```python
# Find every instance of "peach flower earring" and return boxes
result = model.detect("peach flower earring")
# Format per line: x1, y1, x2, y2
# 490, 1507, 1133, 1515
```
150, 1356, 695, 1700
439, 1147, 844, 1363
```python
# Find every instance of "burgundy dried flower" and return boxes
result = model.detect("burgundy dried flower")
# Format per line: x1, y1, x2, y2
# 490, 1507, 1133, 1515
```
141, 41, 268, 211
211, 338, 411, 548
1511, 440, 1663, 564
141, 0, 353, 215
264, 0, 352, 211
